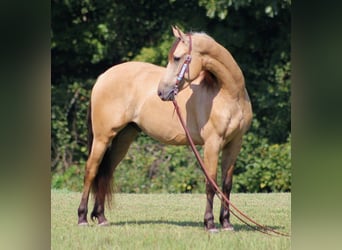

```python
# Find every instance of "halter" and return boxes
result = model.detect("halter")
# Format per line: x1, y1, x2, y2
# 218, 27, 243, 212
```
172, 34, 192, 96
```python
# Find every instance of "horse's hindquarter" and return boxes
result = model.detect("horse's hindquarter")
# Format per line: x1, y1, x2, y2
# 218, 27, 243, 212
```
90, 62, 165, 137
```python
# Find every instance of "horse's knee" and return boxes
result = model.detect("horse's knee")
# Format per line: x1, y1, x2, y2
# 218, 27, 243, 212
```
222, 167, 234, 192
222, 180, 232, 194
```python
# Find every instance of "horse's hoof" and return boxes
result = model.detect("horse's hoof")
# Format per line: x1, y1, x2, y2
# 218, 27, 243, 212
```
78, 222, 89, 226
206, 227, 219, 233
98, 221, 110, 226
222, 226, 234, 231
221, 220, 234, 231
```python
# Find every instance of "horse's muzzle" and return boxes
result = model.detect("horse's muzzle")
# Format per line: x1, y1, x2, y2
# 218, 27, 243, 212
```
157, 88, 177, 101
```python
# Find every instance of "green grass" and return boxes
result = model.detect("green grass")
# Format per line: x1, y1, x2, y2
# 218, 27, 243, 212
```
51, 190, 290, 249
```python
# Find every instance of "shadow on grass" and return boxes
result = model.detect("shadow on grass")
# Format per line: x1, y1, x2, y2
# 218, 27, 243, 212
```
107, 220, 286, 233
110, 220, 202, 228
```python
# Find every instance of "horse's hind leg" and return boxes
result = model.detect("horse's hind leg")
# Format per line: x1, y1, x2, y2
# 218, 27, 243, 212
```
219, 137, 243, 231
90, 124, 139, 225
78, 136, 112, 225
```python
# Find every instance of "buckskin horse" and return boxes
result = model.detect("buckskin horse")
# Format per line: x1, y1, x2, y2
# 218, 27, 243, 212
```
77, 26, 252, 232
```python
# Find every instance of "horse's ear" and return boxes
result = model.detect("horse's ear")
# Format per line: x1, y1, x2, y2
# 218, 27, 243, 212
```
172, 25, 186, 41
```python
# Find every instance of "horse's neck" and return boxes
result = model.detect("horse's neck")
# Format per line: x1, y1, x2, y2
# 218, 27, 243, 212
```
200, 39, 244, 97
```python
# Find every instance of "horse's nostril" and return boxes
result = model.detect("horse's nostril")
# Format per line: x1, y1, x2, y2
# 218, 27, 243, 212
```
158, 91, 162, 97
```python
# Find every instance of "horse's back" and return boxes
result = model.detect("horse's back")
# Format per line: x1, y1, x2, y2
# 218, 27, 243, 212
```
91, 61, 164, 101
94, 61, 164, 91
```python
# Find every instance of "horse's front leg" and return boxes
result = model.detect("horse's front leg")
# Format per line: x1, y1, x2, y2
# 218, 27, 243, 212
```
219, 137, 242, 231
202, 139, 220, 232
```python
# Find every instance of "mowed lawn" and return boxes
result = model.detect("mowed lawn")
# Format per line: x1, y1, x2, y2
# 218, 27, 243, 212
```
51, 190, 290, 250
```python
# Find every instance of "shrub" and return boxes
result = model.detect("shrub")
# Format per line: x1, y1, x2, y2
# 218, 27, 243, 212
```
234, 130, 291, 192
114, 134, 206, 193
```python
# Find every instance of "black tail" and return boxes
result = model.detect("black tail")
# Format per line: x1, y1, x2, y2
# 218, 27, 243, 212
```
87, 101, 114, 207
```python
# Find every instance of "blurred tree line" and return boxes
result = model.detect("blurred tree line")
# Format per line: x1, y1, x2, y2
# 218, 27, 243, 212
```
51, 0, 291, 193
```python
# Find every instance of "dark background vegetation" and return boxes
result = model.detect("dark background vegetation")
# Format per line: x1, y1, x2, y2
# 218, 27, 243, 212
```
51, 0, 291, 193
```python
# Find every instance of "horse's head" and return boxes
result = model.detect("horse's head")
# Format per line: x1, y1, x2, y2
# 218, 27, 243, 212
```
157, 26, 202, 101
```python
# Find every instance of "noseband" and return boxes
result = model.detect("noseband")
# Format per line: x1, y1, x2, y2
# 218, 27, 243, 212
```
172, 34, 192, 96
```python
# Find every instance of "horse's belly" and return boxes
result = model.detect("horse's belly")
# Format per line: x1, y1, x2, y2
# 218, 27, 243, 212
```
135, 99, 204, 145
137, 114, 203, 145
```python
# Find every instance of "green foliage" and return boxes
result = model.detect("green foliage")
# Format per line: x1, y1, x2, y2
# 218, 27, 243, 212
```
51, 165, 84, 191
52, 0, 291, 193
234, 125, 291, 192
133, 33, 174, 66
198, 0, 291, 20
115, 135, 206, 193
51, 80, 91, 191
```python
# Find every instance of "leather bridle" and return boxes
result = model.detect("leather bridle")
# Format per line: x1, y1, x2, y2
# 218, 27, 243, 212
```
172, 34, 192, 97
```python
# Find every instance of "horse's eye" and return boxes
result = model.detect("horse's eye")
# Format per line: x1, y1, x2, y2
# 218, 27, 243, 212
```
173, 56, 181, 62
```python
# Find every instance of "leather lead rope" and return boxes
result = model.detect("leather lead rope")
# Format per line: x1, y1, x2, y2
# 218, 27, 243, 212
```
172, 99, 290, 237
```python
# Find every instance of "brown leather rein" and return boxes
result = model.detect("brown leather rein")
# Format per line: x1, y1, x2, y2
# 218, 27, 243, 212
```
170, 34, 290, 237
